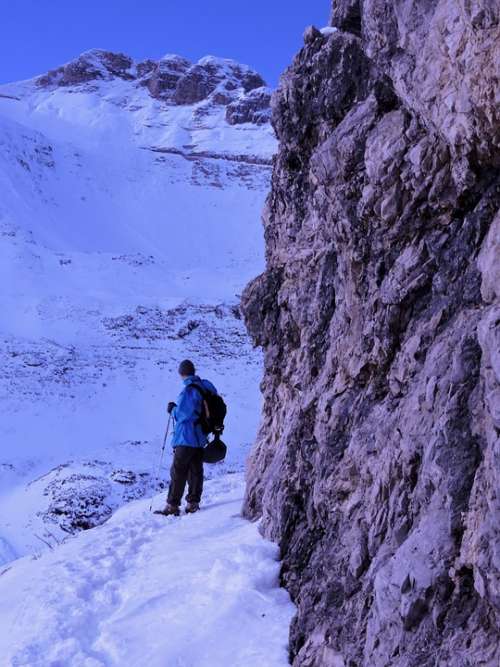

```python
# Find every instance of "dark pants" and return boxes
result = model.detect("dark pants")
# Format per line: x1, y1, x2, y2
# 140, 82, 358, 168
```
167, 446, 204, 506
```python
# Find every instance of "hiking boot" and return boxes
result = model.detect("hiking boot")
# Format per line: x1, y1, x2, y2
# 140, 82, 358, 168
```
154, 504, 180, 517
185, 502, 200, 514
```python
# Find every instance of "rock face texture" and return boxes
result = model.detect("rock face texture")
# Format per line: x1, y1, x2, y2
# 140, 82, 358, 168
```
226, 87, 272, 125
37, 50, 136, 86
242, 2, 500, 666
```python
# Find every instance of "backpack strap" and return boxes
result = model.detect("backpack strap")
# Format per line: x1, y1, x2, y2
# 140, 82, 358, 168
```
189, 384, 210, 421
189, 383, 209, 399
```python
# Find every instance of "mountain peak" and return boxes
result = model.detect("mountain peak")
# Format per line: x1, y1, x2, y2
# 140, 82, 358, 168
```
32, 49, 271, 123
37, 49, 135, 87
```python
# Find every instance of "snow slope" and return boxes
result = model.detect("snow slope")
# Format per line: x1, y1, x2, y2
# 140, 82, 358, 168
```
0, 474, 295, 666
0, 50, 276, 565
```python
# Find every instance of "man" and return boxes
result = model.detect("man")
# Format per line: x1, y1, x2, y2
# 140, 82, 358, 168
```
157, 359, 217, 516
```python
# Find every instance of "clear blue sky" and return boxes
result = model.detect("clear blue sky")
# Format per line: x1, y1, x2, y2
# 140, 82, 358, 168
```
1, 0, 330, 87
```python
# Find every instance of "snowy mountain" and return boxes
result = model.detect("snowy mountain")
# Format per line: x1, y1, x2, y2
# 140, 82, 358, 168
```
0, 50, 276, 565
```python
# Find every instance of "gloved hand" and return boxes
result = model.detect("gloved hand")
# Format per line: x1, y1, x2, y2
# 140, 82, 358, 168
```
167, 401, 177, 415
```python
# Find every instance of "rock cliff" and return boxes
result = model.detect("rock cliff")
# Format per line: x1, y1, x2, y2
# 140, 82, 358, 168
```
242, 1, 500, 665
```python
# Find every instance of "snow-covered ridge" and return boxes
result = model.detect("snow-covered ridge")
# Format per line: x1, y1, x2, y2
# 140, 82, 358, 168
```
0, 49, 274, 156
36, 49, 267, 110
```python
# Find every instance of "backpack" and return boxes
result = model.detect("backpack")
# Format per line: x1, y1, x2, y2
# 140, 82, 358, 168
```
191, 383, 227, 436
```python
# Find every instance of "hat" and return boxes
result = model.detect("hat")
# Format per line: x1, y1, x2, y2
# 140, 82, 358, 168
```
178, 359, 196, 376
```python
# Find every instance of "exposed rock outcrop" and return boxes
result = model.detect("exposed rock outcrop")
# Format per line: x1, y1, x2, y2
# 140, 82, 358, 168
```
139, 54, 191, 101
226, 87, 272, 125
242, 1, 500, 665
36, 50, 269, 113
37, 50, 135, 86
173, 56, 265, 105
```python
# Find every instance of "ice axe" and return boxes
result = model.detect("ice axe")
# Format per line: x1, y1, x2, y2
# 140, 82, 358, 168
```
149, 413, 173, 512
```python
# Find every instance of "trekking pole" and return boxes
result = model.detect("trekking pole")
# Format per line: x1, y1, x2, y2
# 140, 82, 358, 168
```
149, 414, 172, 512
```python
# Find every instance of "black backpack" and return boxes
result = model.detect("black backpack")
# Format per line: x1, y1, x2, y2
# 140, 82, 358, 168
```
191, 383, 227, 436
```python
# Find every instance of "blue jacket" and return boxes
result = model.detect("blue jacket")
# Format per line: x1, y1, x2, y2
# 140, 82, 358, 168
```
171, 375, 218, 448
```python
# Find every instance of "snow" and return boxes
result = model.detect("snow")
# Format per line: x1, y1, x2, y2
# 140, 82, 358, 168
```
320, 26, 338, 36
0, 537, 17, 565
0, 63, 272, 553
0, 64, 276, 159
198, 55, 253, 73
0, 51, 293, 664
161, 53, 189, 62
0, 474, 295, 666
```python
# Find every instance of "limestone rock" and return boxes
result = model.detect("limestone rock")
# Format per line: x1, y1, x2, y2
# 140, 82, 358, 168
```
226, 87, 272, 125
139, 54, 191, 101
173, 56, 265, 106
37, 49, 134, 87
242, 1, 500, 665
